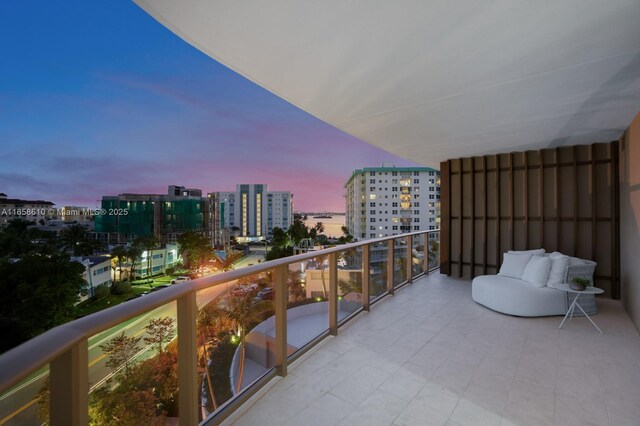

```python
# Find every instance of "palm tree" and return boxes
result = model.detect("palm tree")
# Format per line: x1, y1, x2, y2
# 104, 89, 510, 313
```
196, 304, 231, 412
110, 246, 127, 282
222, 294, 271, 391
314, 222, 325, 235
59, 224, 87, 255
315, 254, 328, 298
126, 245, 142, 282
134, 236, 159, 282
212, 251, 243, 272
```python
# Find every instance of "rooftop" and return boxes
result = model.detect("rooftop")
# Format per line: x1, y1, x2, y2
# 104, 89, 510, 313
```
226, 273, 640, 426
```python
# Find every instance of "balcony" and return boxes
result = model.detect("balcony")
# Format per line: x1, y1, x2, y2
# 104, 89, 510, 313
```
1, 228, 639, 425
228, 273, 640, 426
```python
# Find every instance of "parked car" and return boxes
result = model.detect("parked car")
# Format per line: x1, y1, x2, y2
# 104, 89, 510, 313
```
230, 285, 250, 297
171, 276, 190, 284
151, 284, 170, 292
253, 287, 274, 302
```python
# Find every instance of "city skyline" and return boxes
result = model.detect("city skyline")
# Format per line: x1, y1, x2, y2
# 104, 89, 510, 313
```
0, 1, 419, 212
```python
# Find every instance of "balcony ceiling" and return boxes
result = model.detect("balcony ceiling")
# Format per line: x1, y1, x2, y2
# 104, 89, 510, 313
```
135, 0, 640, 167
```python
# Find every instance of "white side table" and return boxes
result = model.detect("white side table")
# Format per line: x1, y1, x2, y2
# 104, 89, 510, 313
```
552, 283, 604, 334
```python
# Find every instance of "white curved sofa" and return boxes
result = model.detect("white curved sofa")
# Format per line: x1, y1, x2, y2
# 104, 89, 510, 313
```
472, 252, 597, 317
472, 275, 567, 317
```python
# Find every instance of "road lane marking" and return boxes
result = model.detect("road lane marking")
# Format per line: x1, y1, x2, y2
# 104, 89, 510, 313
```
0, 397, 38, 425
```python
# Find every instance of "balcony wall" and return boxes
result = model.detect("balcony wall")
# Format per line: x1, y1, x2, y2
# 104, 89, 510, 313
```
440, 142, 620, 298
620, 111, 640, 330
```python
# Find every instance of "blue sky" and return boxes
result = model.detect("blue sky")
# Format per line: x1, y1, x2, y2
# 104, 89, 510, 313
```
0, 1, 418, 211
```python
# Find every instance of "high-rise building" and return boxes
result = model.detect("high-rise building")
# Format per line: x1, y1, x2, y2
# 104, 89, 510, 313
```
208, 184, 293, 245
345, 164, 440, 240
95, 185, 205, 244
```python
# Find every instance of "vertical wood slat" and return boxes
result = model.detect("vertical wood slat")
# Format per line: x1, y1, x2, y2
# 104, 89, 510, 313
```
50, 339, 88, 426
524, 152, 529, 248
612, 142, 620, 299
573, 145, 578, 256
496, 155, 501, 272
458, 159, 463, 277
274, 265, 288, 376
509, 153, 514, 250
539, 150, 544, 248
362, 244, 370, 311
470, 159, 475, 278
177, 293, 198, 426
482, 156, 488, 275
555, 148, 561, 252
591, 144, 597, 261
440, 161, 451, 275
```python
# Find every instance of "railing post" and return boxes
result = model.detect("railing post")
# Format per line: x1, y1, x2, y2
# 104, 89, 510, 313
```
329, 252, 338, 335
424, 232, 430, 273
387, 239, 395, 295
274, 264, 288, 376
362, 244, 370, 311
177, 292, 198, 426
406, 235, 413, 282
50, 339, 88, 426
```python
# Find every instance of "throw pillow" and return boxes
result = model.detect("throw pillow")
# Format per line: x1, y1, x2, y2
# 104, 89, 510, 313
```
498, 253, 533, 279
522, 255, 552, 287
508, 248, 545, 255
547, 254, 569, 287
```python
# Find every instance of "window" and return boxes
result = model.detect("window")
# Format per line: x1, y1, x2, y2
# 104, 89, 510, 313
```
414, 194, 420, 199
414, 217, 420, 222
370, 171, 376, 176
370, 233, 376, 238
392, 225, 398, 230
370, 187, 376, 192
414, 225, 420, 230
429, 186, 435, 191
371, 218, 376, 222
370, 226, 376, 230
370, 179, 375, 184
414, 202, 420, 207
429, 171, 434, 176
429, 195, 435, 199
370, 210, 376, 215
369, 194, 376, 200
361, 233, 366, 238
414, 171, 420, 176
370, 202, 375, 207
430, 218, 435, 222
392, 202, 398, 207
413, 179, 419, 184
414, 210, 419, 214
414, 187, 420, 192
392, 210, 398, 214
429, 225, 435, 230
392, 187, 398, 192
392, 171, 397, 176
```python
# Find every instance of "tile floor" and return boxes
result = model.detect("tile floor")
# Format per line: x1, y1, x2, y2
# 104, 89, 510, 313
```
225, 273, 640, 426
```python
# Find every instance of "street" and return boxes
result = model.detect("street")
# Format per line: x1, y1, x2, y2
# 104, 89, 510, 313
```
0, 248, 268, 425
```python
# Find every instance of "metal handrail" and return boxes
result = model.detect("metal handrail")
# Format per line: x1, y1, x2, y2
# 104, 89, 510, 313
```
0, 229, 440, 424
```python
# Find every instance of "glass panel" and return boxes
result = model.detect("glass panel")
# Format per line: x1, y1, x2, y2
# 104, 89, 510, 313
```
337, 247, 363, 322
412, 233, 426, 277
369, 241, 388, 301
197, 271, 275, 422
88, 301, 178, 425
287, 256, 330, 355
427, 231, 440, 271
0, 365, 49, 425
393, 237, 408, 287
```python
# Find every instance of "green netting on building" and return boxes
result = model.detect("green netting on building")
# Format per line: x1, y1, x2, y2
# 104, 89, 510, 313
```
95, 199, 154, 235
162, 199, 203, 232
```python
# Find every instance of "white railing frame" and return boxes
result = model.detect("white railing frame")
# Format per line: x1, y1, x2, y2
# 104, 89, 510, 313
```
0, 230, 439, 425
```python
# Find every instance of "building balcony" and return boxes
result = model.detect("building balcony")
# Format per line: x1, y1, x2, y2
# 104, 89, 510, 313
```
2, 229, 639, 425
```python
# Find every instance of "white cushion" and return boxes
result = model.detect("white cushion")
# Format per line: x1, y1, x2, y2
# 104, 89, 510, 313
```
498, 253, 533, 279
522, 255, 552, 287
508, 248, 545, 255
547, 254, 569, 287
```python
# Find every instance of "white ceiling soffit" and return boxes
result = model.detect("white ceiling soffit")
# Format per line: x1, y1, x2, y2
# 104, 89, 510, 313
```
135, 0, 640, 167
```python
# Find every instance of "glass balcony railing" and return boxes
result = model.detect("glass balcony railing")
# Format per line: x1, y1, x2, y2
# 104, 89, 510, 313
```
0, 230, 439, 425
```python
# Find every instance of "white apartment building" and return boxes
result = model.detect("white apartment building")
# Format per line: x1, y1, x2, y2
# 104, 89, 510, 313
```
72, 256, 112, 301
208, 184, 293, 244
345, 165, 440, 240
0, 193, 56, 227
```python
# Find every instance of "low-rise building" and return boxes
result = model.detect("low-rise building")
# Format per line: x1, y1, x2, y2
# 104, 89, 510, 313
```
0, 193, 55, 227
73, 256, 112, 301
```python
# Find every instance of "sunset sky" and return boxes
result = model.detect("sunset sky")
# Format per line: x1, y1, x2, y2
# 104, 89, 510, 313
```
0, 1, 419, 212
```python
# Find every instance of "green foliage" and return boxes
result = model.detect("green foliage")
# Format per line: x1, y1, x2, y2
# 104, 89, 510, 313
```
59, 225, 103, 256
134, 235, 160, 282
94, 283, 110, 300
125, 245, 142, 283
572, 277, 592, 287
110, 245, 127, 282
212, 251, 243, 272
0, 219, 56, 257
99, 331, 142, 378
110, 280, 131, 295
144, 317, 175, 354
176, 231, 212, 270
0, 253, 86, 353
265, 245, 293, 261
164, 266, 175, 276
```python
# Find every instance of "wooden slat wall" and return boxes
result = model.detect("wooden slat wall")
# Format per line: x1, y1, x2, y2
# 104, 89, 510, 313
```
440, 142, 620, 298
